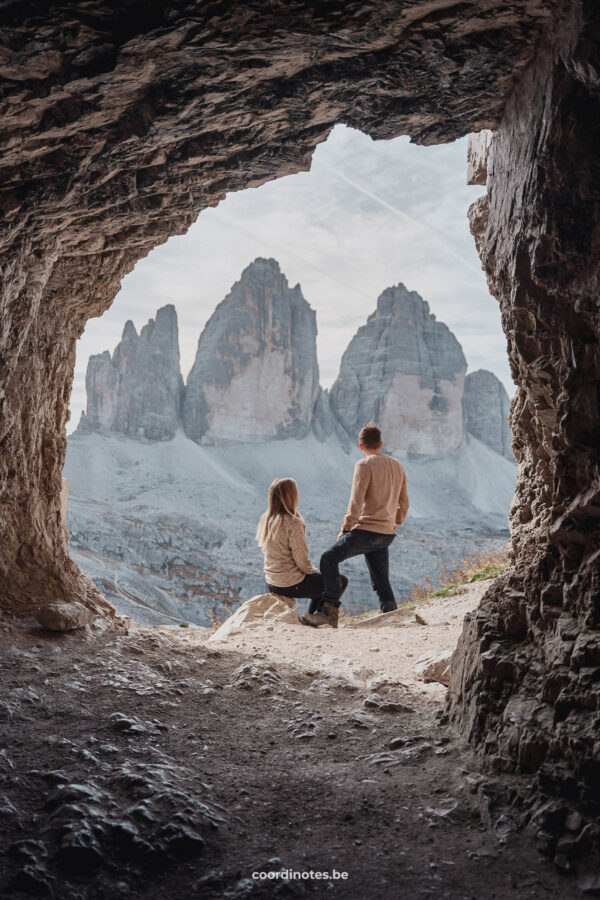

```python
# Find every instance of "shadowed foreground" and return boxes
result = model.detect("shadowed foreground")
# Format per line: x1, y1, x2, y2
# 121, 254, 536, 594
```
0, 615, 580, 899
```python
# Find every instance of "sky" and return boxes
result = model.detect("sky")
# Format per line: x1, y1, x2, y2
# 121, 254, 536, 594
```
69, 125, 513, 432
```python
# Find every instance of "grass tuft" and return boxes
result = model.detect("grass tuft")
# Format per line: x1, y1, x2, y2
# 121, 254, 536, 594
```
405, 547, 508, 607
341, 546, 509, 623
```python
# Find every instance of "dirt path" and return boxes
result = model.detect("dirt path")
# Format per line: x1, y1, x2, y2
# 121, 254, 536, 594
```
210, 581, 490, 688
0, 588, 579, 899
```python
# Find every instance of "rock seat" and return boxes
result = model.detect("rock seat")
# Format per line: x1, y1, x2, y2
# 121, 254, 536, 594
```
209, 593, 300, 641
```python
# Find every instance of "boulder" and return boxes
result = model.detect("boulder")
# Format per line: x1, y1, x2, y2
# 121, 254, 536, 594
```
329, 284, 467, 455
209, 593, 300, 641
413, 650, 453, 686
35, 602, 97, 631
183, 258, 320, 444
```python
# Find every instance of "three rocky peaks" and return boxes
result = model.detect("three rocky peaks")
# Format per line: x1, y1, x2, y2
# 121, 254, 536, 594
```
79, 258, 513, 460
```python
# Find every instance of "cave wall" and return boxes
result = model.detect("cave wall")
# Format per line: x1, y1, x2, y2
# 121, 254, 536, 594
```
447, 0, 600, 869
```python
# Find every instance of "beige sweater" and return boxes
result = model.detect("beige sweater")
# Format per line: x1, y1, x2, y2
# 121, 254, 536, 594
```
342, 453, 409, 535
262, 515, 318, 588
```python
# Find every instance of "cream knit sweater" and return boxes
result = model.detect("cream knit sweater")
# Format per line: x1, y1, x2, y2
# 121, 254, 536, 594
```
262, 515, 318, 588
342, 453, 409, 535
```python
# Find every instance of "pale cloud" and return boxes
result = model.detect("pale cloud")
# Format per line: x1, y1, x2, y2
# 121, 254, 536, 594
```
70, 126, 513, 432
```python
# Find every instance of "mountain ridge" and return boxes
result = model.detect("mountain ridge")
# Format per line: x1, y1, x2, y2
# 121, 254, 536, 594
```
78, 257, 513, 460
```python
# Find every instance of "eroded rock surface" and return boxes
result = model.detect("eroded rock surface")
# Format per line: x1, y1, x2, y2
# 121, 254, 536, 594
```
183, 259, 319, 444
81, 305, 184, 441
330, 284, 467, 455
448, 1, 600, 877
463, 369, 514, 460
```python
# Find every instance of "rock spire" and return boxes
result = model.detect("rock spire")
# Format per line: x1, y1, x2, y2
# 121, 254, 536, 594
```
329, 284, 467, 455
182, 258, 320, 444
463, 369, 514, 460
82, 304, 184, 441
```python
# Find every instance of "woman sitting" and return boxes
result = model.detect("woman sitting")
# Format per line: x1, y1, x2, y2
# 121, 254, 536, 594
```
256, 477, 348, 624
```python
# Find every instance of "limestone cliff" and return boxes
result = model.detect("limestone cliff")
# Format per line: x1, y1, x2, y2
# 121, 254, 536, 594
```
183, 259, 319, 444
329, 284, 467, 455
463, 369, 514, 460
82, 305, 184, 441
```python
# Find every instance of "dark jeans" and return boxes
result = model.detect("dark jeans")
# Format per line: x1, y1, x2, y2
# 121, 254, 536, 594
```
267, 572, 348, 614
320, 529, 396, 611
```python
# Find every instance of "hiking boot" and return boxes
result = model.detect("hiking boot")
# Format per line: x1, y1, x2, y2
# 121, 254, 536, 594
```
302, 603, 339, 629
300, 614, 319, 628
381, 602, 398, 613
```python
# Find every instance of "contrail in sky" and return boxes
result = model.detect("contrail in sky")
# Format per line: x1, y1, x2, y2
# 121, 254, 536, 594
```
320, 160, 483, 277
211, 211, 376, 305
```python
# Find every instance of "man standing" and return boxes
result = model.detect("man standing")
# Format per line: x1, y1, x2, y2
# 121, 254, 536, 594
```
303, 423, 409, 628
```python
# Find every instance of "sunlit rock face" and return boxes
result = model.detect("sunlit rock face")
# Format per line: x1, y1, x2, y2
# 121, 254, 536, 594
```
330, 285, 467, 455
463, 369, 514, 460
183, 259, 319, 444
82, 305, 184, 441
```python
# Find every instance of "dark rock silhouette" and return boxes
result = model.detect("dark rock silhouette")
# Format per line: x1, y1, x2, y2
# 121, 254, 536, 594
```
446, 5, 600, 876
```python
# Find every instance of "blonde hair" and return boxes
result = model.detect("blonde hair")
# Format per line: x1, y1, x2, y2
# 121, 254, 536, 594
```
256, 477, 300, 548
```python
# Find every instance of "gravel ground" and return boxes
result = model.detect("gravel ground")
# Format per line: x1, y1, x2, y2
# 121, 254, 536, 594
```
0, 586, 580, 899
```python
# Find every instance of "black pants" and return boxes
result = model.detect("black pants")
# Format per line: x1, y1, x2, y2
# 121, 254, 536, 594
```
320, 529, 396, 611
267, 572, 348, 615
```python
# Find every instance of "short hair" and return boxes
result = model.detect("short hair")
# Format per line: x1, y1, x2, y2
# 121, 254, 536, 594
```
359, 423, 382, 449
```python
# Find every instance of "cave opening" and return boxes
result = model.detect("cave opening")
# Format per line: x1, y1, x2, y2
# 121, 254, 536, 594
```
64, 124, 515, 629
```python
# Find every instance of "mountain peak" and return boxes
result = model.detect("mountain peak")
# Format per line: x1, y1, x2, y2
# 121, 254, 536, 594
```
239, 257, 284, 282
463, 369, 514, 460
82, 306, 184, 441
375, 284, 433, 321
78, 269, 512, 463
183, 260, 319, 445
330, 282, 467, 455
121, 319, 137, 341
